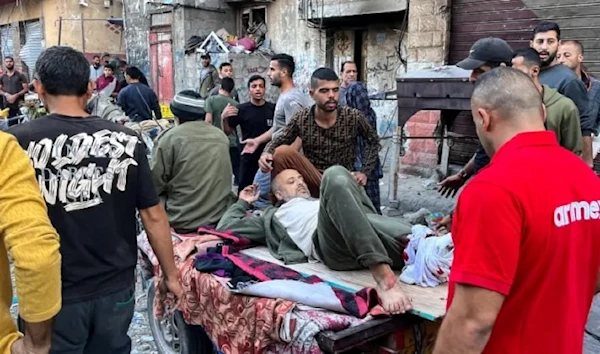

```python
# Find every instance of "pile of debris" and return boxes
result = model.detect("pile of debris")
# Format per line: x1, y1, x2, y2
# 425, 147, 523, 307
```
185, 23, 272, 56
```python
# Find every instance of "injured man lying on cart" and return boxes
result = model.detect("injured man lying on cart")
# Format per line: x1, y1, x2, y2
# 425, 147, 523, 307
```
216, 165, 414, 314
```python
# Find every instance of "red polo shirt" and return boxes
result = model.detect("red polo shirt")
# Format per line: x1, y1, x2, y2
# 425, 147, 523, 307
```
448, 131, 600, 354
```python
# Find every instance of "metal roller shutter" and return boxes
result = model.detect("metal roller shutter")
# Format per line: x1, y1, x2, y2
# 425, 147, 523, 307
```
449, 0, 600, 77
0, 25, 13, 60
447, 0, 600, 166
20, 21, 43, 80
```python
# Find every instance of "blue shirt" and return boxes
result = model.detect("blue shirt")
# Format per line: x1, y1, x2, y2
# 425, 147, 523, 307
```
117, 83, 162, 122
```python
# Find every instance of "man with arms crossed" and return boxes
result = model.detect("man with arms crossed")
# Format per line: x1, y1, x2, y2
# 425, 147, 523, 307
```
0, 56, 29, 124
0, 131, 61, 354
9, 46, 183, 354
433, 67, 600, 354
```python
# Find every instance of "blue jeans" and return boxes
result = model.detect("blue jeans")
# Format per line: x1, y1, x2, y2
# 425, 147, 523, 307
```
253, 169, 272, 208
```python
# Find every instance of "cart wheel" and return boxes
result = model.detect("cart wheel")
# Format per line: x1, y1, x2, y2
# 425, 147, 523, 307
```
147, 282, 216, 354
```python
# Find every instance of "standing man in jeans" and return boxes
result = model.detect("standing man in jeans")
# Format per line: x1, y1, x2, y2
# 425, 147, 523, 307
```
8, 46, 183, 354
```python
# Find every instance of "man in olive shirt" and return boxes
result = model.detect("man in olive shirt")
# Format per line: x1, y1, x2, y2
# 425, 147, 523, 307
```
205, 77, 241, 185
152, 90, 235, 233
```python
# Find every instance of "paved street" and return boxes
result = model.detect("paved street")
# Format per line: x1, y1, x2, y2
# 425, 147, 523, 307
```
585, 297, 600, 353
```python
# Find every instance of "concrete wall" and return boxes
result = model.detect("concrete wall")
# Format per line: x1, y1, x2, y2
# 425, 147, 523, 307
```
303, 0, 407, 20
123, 0, 151, 77
267, 0, 326, 92
176, 1, 235, 93
0, 0, 124, 55
399, 0, 451, 173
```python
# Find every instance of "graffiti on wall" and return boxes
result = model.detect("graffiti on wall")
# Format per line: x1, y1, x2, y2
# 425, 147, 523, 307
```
335, 31, 353, 56
371, 99, 397, 137
247, 65, 269, 75
367, 53, 404, 94
293, 55, 320, 94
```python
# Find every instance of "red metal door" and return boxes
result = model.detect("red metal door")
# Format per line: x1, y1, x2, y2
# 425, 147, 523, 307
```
149, 30, 174, 105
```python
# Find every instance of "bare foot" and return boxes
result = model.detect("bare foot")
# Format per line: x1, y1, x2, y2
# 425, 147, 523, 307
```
370, 263, 413, 314
376, 280, 413, 314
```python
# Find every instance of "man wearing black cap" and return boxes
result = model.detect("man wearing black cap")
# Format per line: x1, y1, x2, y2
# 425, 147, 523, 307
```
152, 90, 235, 233
455, 37, 514, 83
198, 54, 219, 99
436, 37, 513, 231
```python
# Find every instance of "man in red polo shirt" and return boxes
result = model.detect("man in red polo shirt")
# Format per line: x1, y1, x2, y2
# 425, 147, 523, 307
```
433, 67, 600, 354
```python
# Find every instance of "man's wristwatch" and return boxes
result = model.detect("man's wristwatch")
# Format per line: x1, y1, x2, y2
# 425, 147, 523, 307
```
458, 168, 469, 180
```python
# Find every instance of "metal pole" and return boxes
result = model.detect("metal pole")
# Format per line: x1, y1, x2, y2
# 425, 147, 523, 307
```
57, 17, 62, 45
387, 126, 400, 208
80, 14, 86, 53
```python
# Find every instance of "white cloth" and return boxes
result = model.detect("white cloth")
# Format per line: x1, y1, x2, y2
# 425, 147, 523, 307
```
399, 225, 454, 287
230, 280, 347, 314
275, 197, 321, 262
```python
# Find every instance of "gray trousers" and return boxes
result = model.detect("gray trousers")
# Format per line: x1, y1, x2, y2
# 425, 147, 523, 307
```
313, 166, 412, 271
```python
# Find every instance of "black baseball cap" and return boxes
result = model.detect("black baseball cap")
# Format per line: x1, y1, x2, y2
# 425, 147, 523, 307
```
200, 53, 211, 59
457, 37, 514, 70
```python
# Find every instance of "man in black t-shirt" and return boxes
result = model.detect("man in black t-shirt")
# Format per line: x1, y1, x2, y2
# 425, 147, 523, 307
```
222, 75, 275, 191
0, 56, 29, 124
8, 46, 183, 354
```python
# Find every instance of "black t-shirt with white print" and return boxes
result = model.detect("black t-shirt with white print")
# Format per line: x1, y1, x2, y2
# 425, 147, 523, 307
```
9, 114, 159, 304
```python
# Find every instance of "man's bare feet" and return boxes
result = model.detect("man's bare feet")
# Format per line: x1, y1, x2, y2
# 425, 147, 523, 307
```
370, 263, 413, 314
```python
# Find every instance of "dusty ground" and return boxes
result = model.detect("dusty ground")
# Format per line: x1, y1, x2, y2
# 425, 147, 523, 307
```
8, 167, 600, 353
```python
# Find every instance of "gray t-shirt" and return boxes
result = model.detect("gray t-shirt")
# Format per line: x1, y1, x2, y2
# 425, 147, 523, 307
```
273, 87, 313, 136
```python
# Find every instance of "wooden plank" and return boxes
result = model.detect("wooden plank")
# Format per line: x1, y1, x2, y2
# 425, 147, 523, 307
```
240, 246, 448, 321
316, 316, 418, 353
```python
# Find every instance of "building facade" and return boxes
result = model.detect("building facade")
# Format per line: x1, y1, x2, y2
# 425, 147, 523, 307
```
0, 0, 124, 79
123, 0, 451, 176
